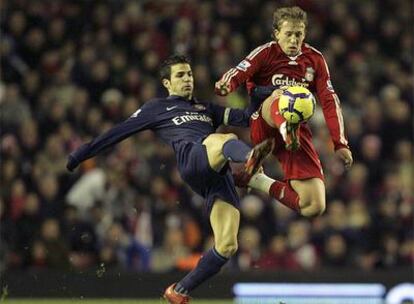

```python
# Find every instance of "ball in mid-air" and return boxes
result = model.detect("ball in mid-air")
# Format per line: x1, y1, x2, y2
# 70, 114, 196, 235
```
278, 86, 316, 124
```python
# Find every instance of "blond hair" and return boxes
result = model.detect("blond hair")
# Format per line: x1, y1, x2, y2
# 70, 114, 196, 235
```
273, 6, 308, 31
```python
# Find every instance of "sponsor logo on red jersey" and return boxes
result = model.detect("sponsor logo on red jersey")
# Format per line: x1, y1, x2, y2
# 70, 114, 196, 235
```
271, 74, 309, 88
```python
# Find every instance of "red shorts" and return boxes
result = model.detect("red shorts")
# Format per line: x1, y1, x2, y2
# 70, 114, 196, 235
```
250, 111, 324, 182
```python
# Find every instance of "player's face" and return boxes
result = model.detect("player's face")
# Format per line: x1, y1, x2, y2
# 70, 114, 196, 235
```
274, 20, 306, 56
164, 63, 194, 99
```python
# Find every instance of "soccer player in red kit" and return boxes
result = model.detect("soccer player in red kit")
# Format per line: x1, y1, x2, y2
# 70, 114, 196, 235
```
216, 6, 353, 217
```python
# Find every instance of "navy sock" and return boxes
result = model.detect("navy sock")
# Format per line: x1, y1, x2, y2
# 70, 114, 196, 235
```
222, 139, 251, 162
175, 247, 228, 293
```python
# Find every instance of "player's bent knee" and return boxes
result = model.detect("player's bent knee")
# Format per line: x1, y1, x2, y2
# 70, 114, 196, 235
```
215, 241, 238, 258
306, 200, 326, 217
314, 201, 326, 216
204, 133, 238, 147
224, 133, 238, 141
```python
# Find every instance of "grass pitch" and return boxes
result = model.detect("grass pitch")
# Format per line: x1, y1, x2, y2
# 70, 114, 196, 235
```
2, 299, 234, 303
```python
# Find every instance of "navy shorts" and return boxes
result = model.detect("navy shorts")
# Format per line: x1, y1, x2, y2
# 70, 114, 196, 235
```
177, 141, 240, 215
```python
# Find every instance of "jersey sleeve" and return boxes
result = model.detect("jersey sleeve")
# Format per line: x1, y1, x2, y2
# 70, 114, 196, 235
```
314, 53, 349, 150
69, 103, 155, 166
209, 93, 263, 128
208, 103, 225, 128
216, 43, 271, 95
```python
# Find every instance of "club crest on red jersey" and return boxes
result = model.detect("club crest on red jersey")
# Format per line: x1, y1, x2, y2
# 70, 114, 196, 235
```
305, 67, 315, 82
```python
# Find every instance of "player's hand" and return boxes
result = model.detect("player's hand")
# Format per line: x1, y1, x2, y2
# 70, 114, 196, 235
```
270, 86, 288, 99
66, 155, 79, 172
336, 148, 353, 170
271, 88, 285, 100
215, 79, 231, 96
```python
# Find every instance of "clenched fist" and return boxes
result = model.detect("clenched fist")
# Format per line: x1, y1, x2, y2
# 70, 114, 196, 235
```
336, 148, 353, 170
215, 79, 231, 96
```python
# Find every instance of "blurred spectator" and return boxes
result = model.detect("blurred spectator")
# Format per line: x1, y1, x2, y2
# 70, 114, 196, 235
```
378, 233, 403, 269
321, 233, 350, 268
35, 218, 70, 269
8, 179, 27, 220
151, 227, 192, 272
15, 193, 42, 267
325, 200, 348, 233
237, 226, 262, 271
0, 84, 31, 133
36, 133, 68, 177
89, 202, 113, 242
0, 198, 17, 271
36, 173, 64, 219
287, 220, 318, 270
239, 194, 276, 245
66, 167, 107, 219
18, 118, 40, 159
62, 205, 97, 269
99, 222, 150, 272
256, 234, 299, 270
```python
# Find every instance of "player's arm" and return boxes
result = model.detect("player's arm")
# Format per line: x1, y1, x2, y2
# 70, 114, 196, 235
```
315, 54, 353, 168
66, 106, 154, 171
210, 88, 265, 128
215, 44, 270, 96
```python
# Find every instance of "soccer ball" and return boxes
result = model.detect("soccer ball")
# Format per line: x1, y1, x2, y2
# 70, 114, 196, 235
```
278, 86, 316, 124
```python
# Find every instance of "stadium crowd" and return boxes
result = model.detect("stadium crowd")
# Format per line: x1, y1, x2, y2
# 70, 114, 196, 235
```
0, 0, 413, 274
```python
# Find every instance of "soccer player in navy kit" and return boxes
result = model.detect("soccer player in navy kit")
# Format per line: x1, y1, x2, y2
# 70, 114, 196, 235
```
66, 55, 273, 303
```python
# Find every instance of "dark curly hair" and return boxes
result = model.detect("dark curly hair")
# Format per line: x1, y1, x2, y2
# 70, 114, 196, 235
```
159, 54, 191, 81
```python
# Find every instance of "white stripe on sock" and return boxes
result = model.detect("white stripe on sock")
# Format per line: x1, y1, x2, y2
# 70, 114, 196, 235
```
247, 173, 274, 193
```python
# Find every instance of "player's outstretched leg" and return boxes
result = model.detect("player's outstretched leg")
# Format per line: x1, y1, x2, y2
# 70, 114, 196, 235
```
245, 138, 274, 175
232, 139, 274, 187
245, 173, 325, 217
164, 283, 190, 304
203, 133, 273, 174
232, 168, 300, 212
164, 200, 239, 302
268, 96, 301, 151
280, 121, 301, 151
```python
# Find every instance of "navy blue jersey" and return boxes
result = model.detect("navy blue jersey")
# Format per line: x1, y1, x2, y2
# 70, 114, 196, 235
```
69, 95, 261, 172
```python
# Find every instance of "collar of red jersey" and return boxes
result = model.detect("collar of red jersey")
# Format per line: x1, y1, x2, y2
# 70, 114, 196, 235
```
276, 42, 304, 60
287, 51, 303, 61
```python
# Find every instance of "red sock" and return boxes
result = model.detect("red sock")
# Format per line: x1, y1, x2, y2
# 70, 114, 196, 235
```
269, 180, 300, 212
270, 97, 285, 128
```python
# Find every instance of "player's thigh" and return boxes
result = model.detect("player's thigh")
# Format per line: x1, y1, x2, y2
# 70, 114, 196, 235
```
250, 108, 278, 147
290, 177, 326, 207
203, 133, 238, 171
260, 95, 277, 128
210, 199, 240, 256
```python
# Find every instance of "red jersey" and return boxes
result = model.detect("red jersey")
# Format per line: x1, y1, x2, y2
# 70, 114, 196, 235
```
218, 41, 349, 151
